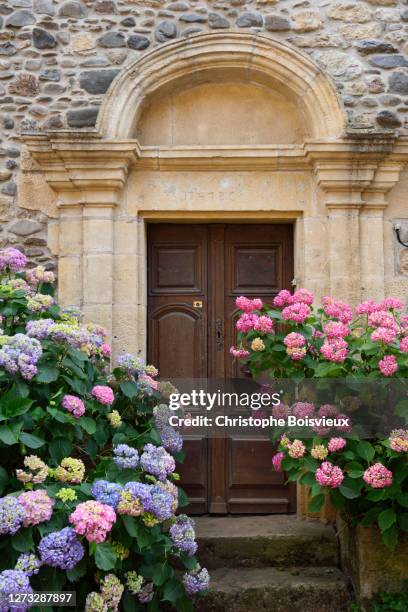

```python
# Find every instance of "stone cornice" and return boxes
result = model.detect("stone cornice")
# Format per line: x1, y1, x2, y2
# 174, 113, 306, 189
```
20, 132, 140, 207
20, 133, 408, 207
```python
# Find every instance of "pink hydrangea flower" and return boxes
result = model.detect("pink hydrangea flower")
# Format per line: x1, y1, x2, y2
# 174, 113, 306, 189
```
381, 297, 403, 310
236, 313, 258, 333
282, 302, 311, 324
328, 437, 346, 453
320, 338, 348, 363
313, 405, 337, 435
287, 346, 307, 360
273, 289, 293, 308
62, 395, 85, 419
284, 332, 306, 360
92, 385, 114, 405
322, 297, 353, 324
292, 288, 314, 305
69, 501, 116, 543
318, 404, 338, 418
355, 300, 381, 316
272, 403, 291, 420
140, 374, 158, 391
272, 452, 284, 472
363, 463, 393, 489
284, 333, 305, 348
400, 337, 408, 353
371, 327, 397, 344
323, 321, 350, 339
235, 296, 263, 312
368, 310, 397, 331
315, 461, 344, 488
288, 439, 306, 459
101, 343, 112, 357
292, 402, 315, 419
230, 346, 250, 359
389, 429, 408, 453
253, 315, 274, 334
378, 355, 398, 377
336, 413, 353, 433
0, 247, 27, 273
19, 490, 54, 527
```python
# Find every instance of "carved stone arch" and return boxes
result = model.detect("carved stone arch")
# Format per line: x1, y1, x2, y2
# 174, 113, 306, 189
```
97, 31, 346, 140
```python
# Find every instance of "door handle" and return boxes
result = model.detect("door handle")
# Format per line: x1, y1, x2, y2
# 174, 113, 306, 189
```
216, 319, 224, 352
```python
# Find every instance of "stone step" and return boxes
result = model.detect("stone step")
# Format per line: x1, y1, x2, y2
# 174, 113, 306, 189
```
195, 515, 339, 569
194, 566, 351, 612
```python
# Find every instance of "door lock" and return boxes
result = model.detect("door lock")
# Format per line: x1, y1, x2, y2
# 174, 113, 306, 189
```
216, 319, 224, 351
193, 301, 203, 308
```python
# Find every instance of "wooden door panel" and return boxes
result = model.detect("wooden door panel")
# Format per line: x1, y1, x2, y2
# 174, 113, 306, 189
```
148, 224, 208, 513
231, 245, 281, 294
149, 245, 205, 294
181, 438, 208, 514
149, 306, 205, 379
148, 223, 295, 515
223, 225, 296, 513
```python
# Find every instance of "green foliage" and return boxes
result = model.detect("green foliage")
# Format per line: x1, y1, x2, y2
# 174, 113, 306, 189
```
371, 582, 408, 611
234, 292, 408, 551
0, 260, 208, 610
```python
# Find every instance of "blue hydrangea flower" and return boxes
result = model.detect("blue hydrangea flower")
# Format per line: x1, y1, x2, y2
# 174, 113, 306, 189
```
15, 553, 41, 577
0, 496, 25, 535
123, 482, 152, 510
38, 527, 84, 570
0, 334, 42, 380
159, 426, 183, 454
113, 445, 139, 470
153, 404, 171, 430
169, 515, 197, 557
91, 480, 123, 509
25, 319, 54, 340
149, 485, 173, 521
116, 353, 145, 375
182, 567, 210, 596
0, 569, 32, 612
140, 444, 175, 481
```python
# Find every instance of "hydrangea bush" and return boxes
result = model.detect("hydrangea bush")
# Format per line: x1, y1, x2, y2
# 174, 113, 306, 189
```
0, 248, 209, 611
231, 290, 408, 550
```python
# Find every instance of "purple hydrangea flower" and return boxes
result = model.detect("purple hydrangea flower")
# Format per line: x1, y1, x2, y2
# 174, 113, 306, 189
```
38, 527, 84, 570
182, 567, 210, 596
0, 334, 42, 380
0, 570, 32, 612
113, 445, 139, 470
0, 496, 25, 535
149, 485, 174, 521
124, 482, 152, 509
0, 248, 27, 273
140, 444, 175, 481
15, 553, 41, 577
169, 515, 197, 557
153, 404, 171, 430
138, 582, 154, 604
116, 353, 146, 376
159, 426, 183, 454
25, 319, 54, 340
91, 480, 123, 509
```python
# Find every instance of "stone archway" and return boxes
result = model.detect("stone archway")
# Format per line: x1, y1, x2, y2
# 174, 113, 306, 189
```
97, 31, 345, 140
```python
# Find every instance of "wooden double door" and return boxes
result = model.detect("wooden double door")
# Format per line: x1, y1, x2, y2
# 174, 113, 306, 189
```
148, 223, 296, 514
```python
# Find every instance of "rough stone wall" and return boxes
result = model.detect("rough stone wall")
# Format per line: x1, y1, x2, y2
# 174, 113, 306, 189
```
0, 0, 408, 262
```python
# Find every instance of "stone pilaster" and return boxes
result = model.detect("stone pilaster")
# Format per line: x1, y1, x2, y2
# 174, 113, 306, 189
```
313, 160, 377, 305
360, 162, 404, 302
22, 134, 138, 343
